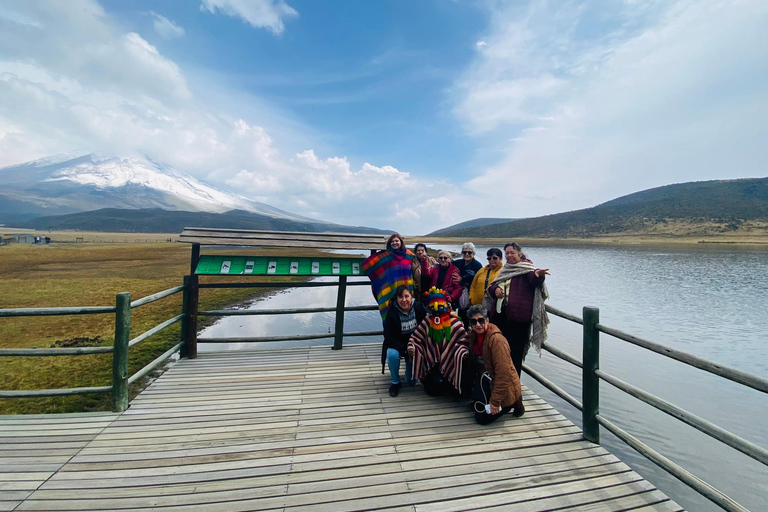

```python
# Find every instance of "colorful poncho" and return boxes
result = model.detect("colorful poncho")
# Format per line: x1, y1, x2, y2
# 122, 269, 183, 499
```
407, 315, 470, 394
424, 287, 454, 344
362, 247, 415, 322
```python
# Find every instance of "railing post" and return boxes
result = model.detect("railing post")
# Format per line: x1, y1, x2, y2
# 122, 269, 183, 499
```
583, 306, 600, 444
333, 276, 347, 350
180, 275, 190, 358
112, 292, 130, 412
187, 244, 200, 359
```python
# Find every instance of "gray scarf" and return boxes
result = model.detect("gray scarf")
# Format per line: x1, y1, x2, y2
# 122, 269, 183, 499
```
482, 262, 549, 356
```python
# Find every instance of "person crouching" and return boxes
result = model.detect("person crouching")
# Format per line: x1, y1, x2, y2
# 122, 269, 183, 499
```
382, 285, 426, 397
467, 304, 525, 425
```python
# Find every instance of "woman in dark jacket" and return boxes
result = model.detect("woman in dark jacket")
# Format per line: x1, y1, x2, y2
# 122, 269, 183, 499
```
485, 242, 550, 378
382, 285, 426, 397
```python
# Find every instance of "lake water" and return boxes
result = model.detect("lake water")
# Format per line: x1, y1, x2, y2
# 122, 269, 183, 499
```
200, 243, 768, 512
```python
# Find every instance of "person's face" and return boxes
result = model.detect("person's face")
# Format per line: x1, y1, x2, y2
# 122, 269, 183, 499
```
462, 248, 474, 262
488, 253, 502, 270
438, 254, 451, 267
415, 246, 427, 259
470, 314, 488, 334
389, 237, 402, 250
505, 247, 521, 264
397, 290, 412, 312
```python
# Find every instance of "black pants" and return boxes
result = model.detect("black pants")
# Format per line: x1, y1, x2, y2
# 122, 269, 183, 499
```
475, 406, 513, 425
421, 368, 451, 396
491, 315, 530, 378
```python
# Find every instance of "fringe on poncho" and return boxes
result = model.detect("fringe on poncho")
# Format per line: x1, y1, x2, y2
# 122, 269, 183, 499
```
362, 249, 414, 322
407, 315, 470, 394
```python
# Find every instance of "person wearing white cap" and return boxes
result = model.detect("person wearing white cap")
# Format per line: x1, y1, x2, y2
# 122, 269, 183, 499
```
453, 242, 483, 322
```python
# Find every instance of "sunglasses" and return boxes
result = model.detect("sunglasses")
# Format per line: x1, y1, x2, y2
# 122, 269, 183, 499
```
462, 251, 473, 255
487, 256, 500, 260
438, 256, 450, 260
469, 317, 487, 326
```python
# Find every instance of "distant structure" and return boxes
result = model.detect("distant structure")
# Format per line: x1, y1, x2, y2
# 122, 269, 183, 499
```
0, 234, 50, 245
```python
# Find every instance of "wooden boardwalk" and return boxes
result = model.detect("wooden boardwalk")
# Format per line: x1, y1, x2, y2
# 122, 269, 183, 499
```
1, 344, 682, 511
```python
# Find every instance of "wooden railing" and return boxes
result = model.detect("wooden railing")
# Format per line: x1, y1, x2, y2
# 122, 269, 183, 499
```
1, 275, 767, 511
195, 278, 380, 350
0, 286, 186, 411
527, 305, 768, 512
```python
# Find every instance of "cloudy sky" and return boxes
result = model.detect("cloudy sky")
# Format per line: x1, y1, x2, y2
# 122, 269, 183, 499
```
0, 0, 766, 234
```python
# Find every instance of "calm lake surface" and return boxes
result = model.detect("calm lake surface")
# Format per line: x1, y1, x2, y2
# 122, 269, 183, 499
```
200, 243, 768, 511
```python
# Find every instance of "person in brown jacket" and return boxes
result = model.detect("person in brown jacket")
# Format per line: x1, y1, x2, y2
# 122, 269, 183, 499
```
466, 304, 525, 425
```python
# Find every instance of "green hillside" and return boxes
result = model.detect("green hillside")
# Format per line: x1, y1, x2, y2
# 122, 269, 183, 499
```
436, 178, 768, 238
13, 208, 390, 235
429, 217, 514, 236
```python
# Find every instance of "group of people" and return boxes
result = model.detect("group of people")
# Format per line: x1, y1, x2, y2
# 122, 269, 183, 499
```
362, 233, 550, 425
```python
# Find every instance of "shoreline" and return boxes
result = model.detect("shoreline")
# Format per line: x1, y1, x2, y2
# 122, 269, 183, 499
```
2, 227, 766, 247
413, 235, 768, 247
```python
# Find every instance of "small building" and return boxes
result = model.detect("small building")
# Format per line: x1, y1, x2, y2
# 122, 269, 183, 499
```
1, 233, 43, 244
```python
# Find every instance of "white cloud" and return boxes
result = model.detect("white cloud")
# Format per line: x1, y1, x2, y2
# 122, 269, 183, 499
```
0, 1, 455, 234
148, 11, 185, 39
456, 0, 768, 218
200, 0, 298, 34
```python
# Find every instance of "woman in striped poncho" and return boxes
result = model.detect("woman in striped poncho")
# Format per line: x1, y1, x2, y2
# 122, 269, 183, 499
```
407, 288, 471, 397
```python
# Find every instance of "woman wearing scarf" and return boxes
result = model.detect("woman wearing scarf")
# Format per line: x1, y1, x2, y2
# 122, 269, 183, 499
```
468, 247, 504, 306
362, 233, 415, 323
382, 285, 427, 397
411, 243, 436, 299
484, 242, 550, 378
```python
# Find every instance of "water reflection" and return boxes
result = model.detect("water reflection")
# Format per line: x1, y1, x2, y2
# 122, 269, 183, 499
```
199, 276, 381, 350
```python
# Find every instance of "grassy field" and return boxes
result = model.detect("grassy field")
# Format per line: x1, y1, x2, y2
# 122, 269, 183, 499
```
0, 242, 326, 415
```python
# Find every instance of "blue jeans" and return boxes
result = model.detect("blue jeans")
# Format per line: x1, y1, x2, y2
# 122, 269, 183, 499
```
387, 348, 416, 386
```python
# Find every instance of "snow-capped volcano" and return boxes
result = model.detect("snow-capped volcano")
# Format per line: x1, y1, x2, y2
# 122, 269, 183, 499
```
0, 154, 306, 222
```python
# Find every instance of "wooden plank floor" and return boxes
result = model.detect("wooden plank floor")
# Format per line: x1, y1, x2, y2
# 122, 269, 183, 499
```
1, 344, 683, 511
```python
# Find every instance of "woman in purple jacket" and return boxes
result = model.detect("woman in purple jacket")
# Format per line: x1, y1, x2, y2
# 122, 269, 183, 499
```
484, 242, 550, 378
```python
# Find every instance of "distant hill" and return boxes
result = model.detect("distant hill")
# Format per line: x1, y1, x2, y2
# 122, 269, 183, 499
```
12, 208, 390, 235
429, 218, 514, 236
435, 178, 768, 238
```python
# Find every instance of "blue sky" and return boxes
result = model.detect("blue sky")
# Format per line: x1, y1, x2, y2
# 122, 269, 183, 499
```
1, 0, 766, 234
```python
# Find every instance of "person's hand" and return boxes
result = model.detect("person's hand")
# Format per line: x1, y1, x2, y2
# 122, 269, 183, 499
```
534, 269, 550, 278
407, 346, 415, 357
489, 404, 500, 414
494, 287, 504, 298
452, 273, 461, 283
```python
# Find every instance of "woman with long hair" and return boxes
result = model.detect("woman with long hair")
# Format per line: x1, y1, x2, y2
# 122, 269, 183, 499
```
362, 233, 415, 323
382, 285, 426, 397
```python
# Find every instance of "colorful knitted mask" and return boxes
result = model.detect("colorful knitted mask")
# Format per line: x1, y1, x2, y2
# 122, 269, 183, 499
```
426, 287, 453, 344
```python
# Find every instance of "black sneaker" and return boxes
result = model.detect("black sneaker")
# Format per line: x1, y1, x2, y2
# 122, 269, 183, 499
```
512, 399, 525, 417
389, 383, 401, 397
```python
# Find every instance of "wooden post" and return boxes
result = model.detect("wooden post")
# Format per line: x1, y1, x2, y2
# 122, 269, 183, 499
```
112, 292, 130, 412
582, 306, 600, 444
187, 244, 200, 359
180, 275, 190, 358
333, 276, 347, 350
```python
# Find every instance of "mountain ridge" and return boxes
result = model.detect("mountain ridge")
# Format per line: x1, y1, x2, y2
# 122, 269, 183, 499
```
10, 208, 390, 235
433, 178, 768, 238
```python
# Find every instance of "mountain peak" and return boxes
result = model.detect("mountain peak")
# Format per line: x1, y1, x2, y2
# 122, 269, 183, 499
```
0, 153, 307, 223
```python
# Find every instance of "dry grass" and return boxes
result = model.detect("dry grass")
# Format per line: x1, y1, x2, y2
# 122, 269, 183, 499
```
0, 243, 318, 414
